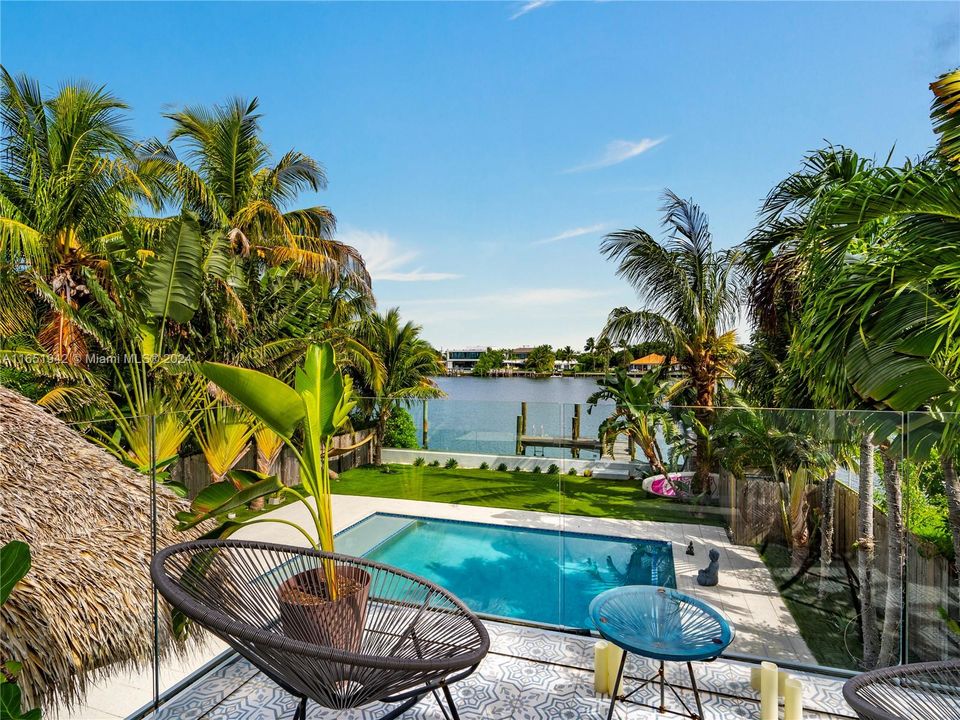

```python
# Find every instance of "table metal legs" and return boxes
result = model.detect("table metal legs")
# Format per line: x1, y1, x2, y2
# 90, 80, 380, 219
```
686, 662, 705, 720
604, 653, 706, 720
606, 651, 627, 720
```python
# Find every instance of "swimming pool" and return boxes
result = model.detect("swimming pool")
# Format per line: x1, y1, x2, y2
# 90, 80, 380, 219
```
335, 513, 676, 630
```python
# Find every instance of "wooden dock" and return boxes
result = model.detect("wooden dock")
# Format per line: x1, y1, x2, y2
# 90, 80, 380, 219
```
515, 402, 635, 459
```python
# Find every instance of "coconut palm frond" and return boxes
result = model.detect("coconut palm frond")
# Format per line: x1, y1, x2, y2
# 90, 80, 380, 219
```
36, 383, 109, 418
931, 68, 960, 170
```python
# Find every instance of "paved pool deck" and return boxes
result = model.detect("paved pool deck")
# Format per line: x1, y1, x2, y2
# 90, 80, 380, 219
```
144, 621, 854, 720
63, 494, 817, 719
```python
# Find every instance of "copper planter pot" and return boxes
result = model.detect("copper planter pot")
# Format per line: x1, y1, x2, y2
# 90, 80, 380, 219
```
278, 564, 372, 652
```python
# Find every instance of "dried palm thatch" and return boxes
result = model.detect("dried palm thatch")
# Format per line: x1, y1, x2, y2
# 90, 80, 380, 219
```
0, 386, 195, 712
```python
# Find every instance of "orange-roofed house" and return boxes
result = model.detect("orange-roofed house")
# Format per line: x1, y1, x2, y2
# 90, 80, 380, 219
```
629, 353, 681, 374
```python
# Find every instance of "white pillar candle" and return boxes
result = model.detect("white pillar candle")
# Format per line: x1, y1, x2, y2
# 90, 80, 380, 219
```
760, 661, 778, 720
784, 678, 804, 720
750, 667, 789, 696
606, 644, 625, 696
594, 641, 610, 694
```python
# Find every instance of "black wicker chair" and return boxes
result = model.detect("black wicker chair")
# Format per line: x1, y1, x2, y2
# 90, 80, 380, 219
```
842, 660, 960, 720
152, 539, 490, 720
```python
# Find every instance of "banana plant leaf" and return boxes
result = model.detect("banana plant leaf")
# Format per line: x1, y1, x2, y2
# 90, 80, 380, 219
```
200, 362, 304, 440
0, 541, 30, 606
175, 472, 283, 531
141, 211, 205, 324
0, 682, 41, 720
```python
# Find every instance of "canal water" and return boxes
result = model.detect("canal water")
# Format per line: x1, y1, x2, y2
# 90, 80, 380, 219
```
405, 376, 615, 459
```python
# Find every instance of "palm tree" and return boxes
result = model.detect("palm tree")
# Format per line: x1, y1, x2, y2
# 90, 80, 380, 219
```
194, 404, 255, 486
595, 337, 613, 376
784, 69, 960, 666
600, 191, 742, 492
715, 406, 835, 569
151, 97, 370, 304
740, 146, 874, 407
355, 308, 446, 464
0, 69, 164, 366
588, 367, 675, 478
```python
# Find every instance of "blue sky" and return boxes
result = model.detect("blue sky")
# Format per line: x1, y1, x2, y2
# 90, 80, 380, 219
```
2, 1, 957, 350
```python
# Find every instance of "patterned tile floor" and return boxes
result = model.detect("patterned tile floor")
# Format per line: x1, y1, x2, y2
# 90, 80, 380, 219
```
145, 622, 855, 720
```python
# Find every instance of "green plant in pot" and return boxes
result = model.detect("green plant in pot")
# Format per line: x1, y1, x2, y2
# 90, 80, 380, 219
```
194, 342, 370, 650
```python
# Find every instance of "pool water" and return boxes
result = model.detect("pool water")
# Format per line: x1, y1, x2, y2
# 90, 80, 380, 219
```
335, 513, 676, 629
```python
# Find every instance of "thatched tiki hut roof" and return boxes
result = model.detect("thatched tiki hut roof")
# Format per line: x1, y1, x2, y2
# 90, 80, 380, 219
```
0, 387, 192, 712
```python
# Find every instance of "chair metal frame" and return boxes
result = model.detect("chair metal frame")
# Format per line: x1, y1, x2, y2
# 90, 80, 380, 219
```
842, 659, 960, 720
152, 539, 490, 719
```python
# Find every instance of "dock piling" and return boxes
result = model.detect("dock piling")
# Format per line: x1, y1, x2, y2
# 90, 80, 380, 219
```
571, 404, 581, 459
422, 400, 429, 450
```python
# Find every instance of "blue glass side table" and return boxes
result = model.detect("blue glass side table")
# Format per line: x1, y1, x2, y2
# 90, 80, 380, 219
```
590, 585, 735, 720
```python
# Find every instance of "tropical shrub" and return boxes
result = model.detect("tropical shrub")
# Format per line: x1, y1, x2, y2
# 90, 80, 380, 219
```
547, 463, 560, 474
523, 345, 555, 374
513, 465, 523, 473
383, 405, 418, 449
472, 348, 505, 376
530, 465, 542, 474
1, 541, 40, 720
413, 456, 426, 467
479, 461, 489, 470
567, 467, 578, 476
428, 460, 441, 467
497, 463, 508, 472
354, 309, 445, 464
444, 457, 459, 469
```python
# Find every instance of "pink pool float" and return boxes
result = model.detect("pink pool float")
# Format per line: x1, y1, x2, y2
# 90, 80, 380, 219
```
641, 471, 718, 499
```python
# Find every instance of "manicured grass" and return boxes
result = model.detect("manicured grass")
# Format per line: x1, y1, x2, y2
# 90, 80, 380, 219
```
333, 463, 724, 526
760, 544, 861, 670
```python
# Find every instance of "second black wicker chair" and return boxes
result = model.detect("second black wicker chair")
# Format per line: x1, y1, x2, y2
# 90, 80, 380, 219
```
152, 539, 490, 719
842, 659, 960, 720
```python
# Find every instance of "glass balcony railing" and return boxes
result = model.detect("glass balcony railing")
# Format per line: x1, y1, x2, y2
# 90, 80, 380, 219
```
5, 393, 957, 719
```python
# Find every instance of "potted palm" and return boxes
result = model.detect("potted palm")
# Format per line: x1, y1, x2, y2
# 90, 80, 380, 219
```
191, 342, 370, 649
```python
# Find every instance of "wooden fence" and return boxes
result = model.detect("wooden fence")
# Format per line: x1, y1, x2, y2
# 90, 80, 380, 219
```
170, 428, 375, 498
718, 470, 959, 663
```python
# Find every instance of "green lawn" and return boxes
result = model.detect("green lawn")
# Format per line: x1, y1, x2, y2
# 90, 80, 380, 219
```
333, 463, 724, 526
760, 544, 861, 670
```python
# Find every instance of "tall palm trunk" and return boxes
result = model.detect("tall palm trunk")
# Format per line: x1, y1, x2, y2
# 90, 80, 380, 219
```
818, 472, 837, 598
692, 375, 714, 495
942, 454, 960, 579
877, 452, 904, 667
373, 405, 391, 465
635, 429, 669, 480
787, 467, 812, 571
858, 433, 879, 668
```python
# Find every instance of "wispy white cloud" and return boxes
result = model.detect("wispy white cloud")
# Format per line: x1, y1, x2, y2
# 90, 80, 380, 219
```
533, 222, 609, 246
382, 287, 620, 347
564, 137, 666, 173
339, 229, 460, 283
384, 288, 614, 316
510, 0, 551, 20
